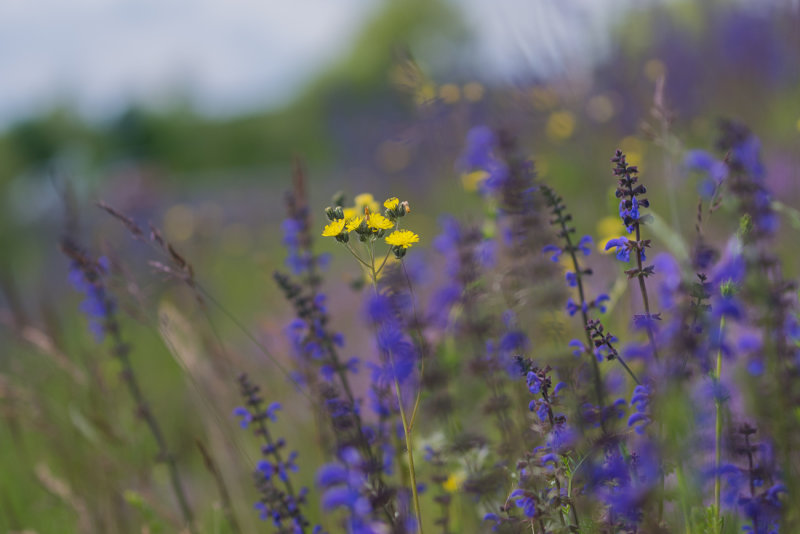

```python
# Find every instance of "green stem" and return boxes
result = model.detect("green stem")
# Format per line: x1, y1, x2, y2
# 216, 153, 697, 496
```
401, 261, 425, 431
345, 243, 372, 269
675, 465, 693, 534
369, 243, 423, 534
392, 364, 423, 534
714, 316, 726, 532
376, 245, 394, 275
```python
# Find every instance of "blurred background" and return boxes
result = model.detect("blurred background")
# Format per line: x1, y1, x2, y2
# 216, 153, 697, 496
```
2, 0, 800, 532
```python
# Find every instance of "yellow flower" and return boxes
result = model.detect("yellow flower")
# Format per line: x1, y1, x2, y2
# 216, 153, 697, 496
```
321, 219, 346, 237
367, 213, 394, 231
345, 216, 364, 232
385, 230, 419, 248
343, 207, 357, 220
443, 471, 466, 493
354, 193, 379, 215
384, 197, 399, 210
354, 193, 374, 206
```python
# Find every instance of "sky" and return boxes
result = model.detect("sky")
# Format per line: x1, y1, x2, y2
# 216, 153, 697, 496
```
0, 0, 654, 129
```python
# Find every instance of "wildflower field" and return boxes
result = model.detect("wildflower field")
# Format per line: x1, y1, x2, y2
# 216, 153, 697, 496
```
2, 3, 800, 534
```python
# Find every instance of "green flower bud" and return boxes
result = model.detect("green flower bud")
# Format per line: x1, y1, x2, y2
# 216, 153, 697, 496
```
720, 279, 737, 298
738, 214, 753, 238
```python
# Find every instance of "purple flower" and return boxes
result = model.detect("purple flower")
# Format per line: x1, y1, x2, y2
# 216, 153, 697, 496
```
542, 244, 562, 262
233, 407, 252, 429
593, 294, 610, 314
566, 298, 586, 316
566, 271, 577, 287
685, 150, 729, 198
568, 339, 584, 357
365, 292, 395, 326
605, 237, 632, 262
458, 126, 496, 170
509, 489, 538, 518
578, 235, 593, 256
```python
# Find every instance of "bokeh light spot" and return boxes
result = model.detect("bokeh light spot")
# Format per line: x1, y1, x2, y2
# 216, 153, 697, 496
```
461, 170, 488, 192
644, 58, 666, 82
619, 136, 645, 170
586, 94, 615, 123
164, 204, 195, 243
439, 83, 460, 104
462, 82, 484, 102
546, 111, 576, 141
530, 86, 559, 110
414, 83, 437, 106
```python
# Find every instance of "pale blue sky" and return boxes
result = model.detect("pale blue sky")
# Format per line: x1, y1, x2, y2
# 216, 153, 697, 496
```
0, 0, 658, 128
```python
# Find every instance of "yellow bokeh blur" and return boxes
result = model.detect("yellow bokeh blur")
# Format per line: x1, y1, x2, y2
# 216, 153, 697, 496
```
164, 204, 195, 242
597, 215, 623, 253
438, 83, 460, 104
644, 58, 666, 82
461, 170, 489, 192
414, 83, 437, 106
463, 82, 484, 102
530, 86, 559, 110
619, 136, 645, 171
546, 111, 576, 141
586, 94, 615, 123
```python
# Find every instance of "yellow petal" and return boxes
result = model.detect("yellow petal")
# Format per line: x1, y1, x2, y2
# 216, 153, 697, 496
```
354, 193, 374, 207
321, 219, 346, 237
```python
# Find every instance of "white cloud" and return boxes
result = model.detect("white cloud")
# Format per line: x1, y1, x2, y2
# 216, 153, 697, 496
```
0, 0, 379, 125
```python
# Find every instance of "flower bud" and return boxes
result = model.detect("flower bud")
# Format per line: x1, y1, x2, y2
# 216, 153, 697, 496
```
738, 214, 753, 238
720, 280, 737, 298
332, 191, 346, 207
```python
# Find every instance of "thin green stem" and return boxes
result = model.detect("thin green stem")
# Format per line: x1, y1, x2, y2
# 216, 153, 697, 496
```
368, 243, 423, 534
714, 316, 726, 532
376, 246, 394, 275
615, 354, 641, 386
402, 261, 425, 431
391, 355, 423, 534
345, 243, 372, 269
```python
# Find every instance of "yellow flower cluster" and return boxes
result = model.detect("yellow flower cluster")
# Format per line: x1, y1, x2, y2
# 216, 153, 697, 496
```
321, 193, 419, 258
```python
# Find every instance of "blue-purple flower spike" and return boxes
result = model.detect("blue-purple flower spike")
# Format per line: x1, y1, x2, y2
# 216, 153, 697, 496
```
235, 373, 311, 532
